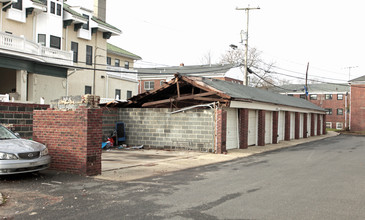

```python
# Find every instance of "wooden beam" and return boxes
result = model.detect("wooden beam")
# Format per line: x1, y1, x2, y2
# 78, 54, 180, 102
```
193, 97, 229, 102
142, 91, 220, 107
177, 80, 180, 98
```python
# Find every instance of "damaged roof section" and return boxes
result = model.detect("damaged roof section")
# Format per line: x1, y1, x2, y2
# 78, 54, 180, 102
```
104, 74, 325, 112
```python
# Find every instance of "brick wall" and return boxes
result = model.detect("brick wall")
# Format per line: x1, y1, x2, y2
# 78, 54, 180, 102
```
216, 108, 227, 154
295, 112, 300, 139
272, 111, 278, 144
33, 107, 102, 176
285, 111, 291, 141
350, 85, 365, 131
116, 108, 216, 152
257, 110, 265, 146
239, 109, 248, 149
0, 102, 49, 138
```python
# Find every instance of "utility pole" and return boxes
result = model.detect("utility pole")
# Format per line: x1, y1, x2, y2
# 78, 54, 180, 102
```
236, 5, 260, 86
344, 66, 358, 81
305, 62, 309, 100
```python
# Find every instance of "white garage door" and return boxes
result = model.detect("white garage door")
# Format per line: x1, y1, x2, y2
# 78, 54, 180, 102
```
248, 110, 257, 146
278, 111, 285, 141
299, 113, 304, 138
265, 111, 272, 144
290, 112, 295, 139
226, 108, 238, 149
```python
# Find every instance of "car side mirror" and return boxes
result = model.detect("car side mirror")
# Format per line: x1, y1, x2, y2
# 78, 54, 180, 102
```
14, 132, 20, 137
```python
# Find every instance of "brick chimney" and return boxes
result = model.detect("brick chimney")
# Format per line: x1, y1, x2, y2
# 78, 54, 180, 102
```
94, 0, 106, 21
180, 63, 184, 67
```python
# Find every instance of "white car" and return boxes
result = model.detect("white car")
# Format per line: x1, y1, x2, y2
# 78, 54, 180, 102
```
0, 125, 51, 175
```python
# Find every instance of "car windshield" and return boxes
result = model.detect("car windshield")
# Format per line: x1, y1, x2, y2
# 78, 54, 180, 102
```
0, 125, 18, 140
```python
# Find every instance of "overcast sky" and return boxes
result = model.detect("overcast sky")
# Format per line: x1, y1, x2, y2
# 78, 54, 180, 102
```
103, 0, 365, 84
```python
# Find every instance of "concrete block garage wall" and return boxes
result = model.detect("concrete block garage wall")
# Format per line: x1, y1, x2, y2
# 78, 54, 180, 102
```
0, 102, 49, 138
117, 108, 215, 152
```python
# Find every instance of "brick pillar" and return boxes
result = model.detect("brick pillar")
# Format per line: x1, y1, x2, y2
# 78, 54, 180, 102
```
323, 114, 327, 134
285, 111, 291, 141
272, 111, 279, 144
317, 114, 321, 135
33, 106, 102, 176
216, 108, 227, 154
257, 110, 265, 146
295, 112, 300, 139
311, 113, 315, 136
239, 109, 248, 149
303, 113, 308, 138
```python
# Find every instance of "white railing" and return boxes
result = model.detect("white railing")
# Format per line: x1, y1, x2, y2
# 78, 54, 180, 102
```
0, 32, 73, 66
107, 65, 138, 82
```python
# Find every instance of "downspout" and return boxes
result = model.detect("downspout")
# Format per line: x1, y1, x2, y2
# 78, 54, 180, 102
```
1, 1, 14, 32
214, 102, 218, 153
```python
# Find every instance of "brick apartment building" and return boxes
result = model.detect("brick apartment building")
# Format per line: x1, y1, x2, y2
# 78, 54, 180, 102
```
267, 83, 350, 130
349, 76, 365, 131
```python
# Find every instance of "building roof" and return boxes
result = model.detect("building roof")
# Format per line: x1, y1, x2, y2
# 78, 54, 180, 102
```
266, 83, 349, 94
107, 74, 325, 112
136, 64, 237, 75
202, 78, 325, 111
349, 75, 365, 82
63, 3, 121, 34
107, 43, 142, 60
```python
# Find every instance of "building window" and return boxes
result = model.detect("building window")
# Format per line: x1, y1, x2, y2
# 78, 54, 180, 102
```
127, 90, 132, 99
144, 81, 155, 91
50, 1, 55, 14
115, 89, 121, 100
299, 94, 306, 99
124, 61, 130, 69
325, 108, 332, 115
82, 14, 89, 30
71, 42, 78, 63
160, 80, 165, 86
287, 94, 293, 97
336, 122, 343, 130
85, 86, 92, 95
86, 45, 92, 65
310, 94, 317, 100
337, 108, 343, 115
337, 94, 343, 100
115, 59, 120, 67
106, 57, 111, 65
56, 3, 61, 16
325, 94, 333, 100
326, 122, 332, 129
38, 34, 46, 46
50, 35, 61, 49
12, 0, 22, 10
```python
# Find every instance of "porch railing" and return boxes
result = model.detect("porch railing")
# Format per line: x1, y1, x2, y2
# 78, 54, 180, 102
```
0, 32, 73, 66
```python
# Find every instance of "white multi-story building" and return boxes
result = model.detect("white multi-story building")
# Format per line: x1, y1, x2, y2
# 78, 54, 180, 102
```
0, 0, 141, 104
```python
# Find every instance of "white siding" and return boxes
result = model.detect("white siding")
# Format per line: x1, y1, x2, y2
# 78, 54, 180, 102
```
290, 112, 295, 139
278, 111, 285, 141
299, 113, 304, 138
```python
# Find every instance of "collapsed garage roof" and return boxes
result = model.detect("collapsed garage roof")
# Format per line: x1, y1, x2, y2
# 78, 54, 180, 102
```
104, 74, 325, 112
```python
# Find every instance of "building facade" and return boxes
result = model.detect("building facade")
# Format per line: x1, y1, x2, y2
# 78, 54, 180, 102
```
349, 76, 365, 131
268, 84, 350, 130
0, 0, 141, 104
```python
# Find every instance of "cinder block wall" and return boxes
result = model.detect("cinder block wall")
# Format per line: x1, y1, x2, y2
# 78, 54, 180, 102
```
117, 108, 215, 152
0, 102, 49, 138
33, 107, 102, 176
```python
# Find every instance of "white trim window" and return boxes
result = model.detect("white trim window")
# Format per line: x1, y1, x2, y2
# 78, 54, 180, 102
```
336, 122, 343, 130
326, 122, 332, 128
144, 81, 155, 91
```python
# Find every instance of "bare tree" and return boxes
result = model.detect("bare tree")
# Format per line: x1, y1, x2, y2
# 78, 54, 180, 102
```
200, 50, 213, 65
219, 46, 290, 87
